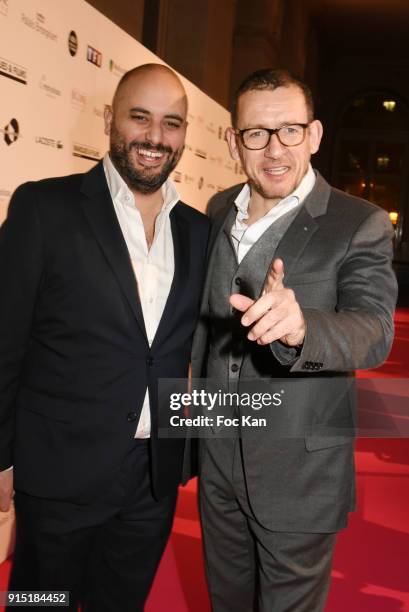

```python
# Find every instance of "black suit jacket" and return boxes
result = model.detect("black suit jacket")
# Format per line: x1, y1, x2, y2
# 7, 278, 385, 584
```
0, 162, 209, 503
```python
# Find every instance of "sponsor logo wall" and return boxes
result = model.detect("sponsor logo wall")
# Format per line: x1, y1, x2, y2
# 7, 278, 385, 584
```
0, 0, 239, 557
0, 0, 239, 228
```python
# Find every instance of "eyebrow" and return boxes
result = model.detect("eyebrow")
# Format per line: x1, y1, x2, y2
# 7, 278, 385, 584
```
240, 121, 303, 129
129, 107, 185, 122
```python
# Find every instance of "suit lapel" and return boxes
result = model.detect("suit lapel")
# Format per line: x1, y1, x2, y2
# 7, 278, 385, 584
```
275, 172, 331, 281
191, 192, 237, 370
151, 204, 189, 349
80, 162, 147, 340
274, 206, 318, 281
202, 192, 238, 305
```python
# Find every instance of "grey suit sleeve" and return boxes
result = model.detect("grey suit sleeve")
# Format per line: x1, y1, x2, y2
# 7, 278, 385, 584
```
271, 208, 397, 372
0, 183, 44, 470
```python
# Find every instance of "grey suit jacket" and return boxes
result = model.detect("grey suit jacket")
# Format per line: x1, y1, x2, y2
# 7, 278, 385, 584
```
189, 172, 397, 532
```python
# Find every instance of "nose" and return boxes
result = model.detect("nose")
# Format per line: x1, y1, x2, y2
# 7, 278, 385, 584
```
145, 121, 164, 145
264, 132, 284, 158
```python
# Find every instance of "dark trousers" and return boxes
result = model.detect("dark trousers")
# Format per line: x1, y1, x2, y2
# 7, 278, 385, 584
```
8, 440, 177, 612
199, 437, 336, 612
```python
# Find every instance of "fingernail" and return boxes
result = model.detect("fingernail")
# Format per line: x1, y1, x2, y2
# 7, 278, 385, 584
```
242, 316, 249, 325
248, 332, 254, 340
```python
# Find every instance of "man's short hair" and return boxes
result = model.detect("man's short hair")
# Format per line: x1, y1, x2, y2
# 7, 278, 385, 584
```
231, 68, 315, 127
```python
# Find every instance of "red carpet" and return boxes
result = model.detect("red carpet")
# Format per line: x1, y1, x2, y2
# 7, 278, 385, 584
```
1, 309, 408, 611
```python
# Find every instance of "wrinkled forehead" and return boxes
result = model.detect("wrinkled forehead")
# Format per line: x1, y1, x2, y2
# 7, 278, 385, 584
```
114, 70, 188, 119
236, 85, 309, 126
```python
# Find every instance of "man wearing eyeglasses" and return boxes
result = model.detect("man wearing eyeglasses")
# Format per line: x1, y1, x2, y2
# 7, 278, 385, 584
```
191, 69, 397, 611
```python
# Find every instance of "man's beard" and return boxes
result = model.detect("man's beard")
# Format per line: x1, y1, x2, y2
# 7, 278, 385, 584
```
249, 178, 284, 203
110, 132, 183, 195
249, 174, 296, 204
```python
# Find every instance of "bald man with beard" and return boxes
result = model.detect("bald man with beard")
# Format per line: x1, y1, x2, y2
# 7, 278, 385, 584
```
0, 64, 209, 611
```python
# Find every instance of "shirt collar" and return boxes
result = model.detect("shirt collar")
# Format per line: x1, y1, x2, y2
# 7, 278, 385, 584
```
103, 152, 180, 212
234, 163, 316, 219
291, 164, 316, 204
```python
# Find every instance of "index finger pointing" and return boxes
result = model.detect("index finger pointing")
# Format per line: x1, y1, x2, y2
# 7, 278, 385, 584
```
263, 258, 285, 295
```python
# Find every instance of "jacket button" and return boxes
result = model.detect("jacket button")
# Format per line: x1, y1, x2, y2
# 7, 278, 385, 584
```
231, 363, 240, 373
146, 357, 154, 366
127, 412, 138, 422
235, 277, 242, 286
303, 361, 311, 370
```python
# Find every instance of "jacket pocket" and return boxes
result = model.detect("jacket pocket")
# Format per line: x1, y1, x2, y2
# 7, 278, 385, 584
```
305, 420, 354, 451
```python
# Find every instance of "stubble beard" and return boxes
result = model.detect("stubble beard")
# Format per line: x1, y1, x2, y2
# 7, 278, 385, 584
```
249, 177, 288, 204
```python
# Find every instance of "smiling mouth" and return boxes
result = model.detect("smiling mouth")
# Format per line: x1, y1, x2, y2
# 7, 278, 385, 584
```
138, 148, 164, 159
263, 166, 289, 176
135, 147, 166, 165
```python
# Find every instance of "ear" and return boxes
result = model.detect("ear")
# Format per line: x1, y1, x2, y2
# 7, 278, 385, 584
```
308, 119, 323, 154
225, 127, 241, 161
104, 104, 113, 136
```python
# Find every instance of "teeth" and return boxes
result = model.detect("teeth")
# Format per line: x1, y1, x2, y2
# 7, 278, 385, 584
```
138, 148, 164, 158
265, 167, 287, 175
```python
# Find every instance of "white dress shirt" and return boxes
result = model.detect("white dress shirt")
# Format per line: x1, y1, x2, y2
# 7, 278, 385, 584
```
103, 153, 179, 438
231, 165, 316, 263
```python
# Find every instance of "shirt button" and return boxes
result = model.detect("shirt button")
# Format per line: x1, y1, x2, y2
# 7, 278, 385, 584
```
231, 363, 240, 373
127, 412, 138, 422
146, 357, 154, 366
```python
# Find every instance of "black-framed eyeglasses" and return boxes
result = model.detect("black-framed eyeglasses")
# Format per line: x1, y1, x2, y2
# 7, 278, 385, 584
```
234, 123, 311, 150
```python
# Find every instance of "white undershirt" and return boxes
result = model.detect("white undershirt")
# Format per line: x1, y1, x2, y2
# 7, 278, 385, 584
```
103, 152, 179, 438
231, 165, 316, 263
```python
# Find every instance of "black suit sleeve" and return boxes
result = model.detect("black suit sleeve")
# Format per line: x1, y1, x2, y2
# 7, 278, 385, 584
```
0, 183, 44, 470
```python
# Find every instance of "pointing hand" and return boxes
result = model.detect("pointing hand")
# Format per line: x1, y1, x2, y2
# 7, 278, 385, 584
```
230, 258, 306, 347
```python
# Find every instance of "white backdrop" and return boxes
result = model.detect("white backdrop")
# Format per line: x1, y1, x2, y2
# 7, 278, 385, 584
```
0, 0, 242, 561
